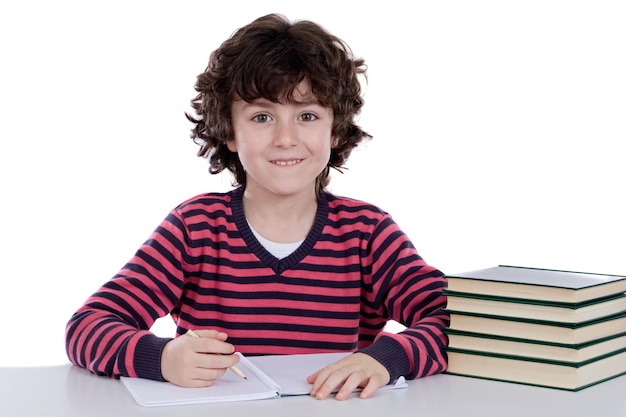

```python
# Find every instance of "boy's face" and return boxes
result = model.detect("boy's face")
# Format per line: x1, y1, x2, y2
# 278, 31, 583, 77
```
228, 81, 334, 199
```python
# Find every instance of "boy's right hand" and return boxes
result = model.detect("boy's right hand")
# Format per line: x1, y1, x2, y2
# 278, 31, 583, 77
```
160, 329, 241, 387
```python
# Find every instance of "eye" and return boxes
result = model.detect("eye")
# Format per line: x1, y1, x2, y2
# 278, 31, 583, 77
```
252, 113, 272, 123
299, 112, 318, 122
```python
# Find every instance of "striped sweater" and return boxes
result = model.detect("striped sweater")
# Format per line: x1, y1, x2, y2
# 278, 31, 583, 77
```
65, 187, 449, 382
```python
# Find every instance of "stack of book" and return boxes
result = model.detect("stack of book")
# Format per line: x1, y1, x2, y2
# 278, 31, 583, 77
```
444, 265, 626, 391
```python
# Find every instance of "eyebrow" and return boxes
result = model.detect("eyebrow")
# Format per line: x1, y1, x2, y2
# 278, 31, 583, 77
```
241, 97, 323, 109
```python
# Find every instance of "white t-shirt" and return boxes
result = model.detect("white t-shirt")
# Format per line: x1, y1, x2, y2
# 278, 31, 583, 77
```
248, 223, 304, 259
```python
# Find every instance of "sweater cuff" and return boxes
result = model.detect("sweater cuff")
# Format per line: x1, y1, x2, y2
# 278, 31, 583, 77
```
357, 335, 409, 381
133, 334, 173, 381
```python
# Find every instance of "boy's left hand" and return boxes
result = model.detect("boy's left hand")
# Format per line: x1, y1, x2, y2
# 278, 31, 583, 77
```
306, 352, 390, 400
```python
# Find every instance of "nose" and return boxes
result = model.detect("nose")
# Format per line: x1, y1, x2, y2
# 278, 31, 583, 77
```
273, 119, 298, 147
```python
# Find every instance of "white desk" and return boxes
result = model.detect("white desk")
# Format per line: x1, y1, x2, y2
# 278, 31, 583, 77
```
2, 364, 625, 416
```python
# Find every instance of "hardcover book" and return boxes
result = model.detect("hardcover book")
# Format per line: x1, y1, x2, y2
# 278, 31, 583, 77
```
445, 265, 626, 304
445, 346, 626, 391
445, 292, 626, 323
447, 311, 626, 345
446, 329, 626, 363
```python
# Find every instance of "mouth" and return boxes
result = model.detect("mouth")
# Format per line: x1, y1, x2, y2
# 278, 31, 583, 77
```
271, 159, 303, 166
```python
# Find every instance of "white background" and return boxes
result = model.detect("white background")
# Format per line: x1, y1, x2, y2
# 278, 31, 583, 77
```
1, 1, 624, 366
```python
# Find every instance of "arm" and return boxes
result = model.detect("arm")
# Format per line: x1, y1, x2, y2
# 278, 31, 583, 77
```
357, 214, 449, 380
308, 214, 448, 399
65, 210, 190, 380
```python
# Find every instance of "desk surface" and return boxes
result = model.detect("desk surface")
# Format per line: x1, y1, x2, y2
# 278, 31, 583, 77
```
3, 364, 625, 416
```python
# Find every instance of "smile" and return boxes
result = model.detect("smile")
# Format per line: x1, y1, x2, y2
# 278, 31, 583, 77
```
271, 159, 303, 166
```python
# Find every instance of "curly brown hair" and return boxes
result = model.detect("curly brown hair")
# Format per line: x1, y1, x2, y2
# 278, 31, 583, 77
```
186, 14, 372, 194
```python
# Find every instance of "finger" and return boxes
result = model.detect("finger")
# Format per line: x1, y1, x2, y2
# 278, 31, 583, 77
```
358, 376, 386, 399
192, 366, 228, 383
306, 370, 320, 384
310, 370, 347, 400
181, 368, 228, 388
307, 369, 332, 399
189, 335, 236, 355
334, 372, 365, 401
189, 329, 229, 341
194, 351, 241, 370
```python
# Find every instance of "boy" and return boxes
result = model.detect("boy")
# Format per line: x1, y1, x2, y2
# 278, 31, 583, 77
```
65, 13, 449, 401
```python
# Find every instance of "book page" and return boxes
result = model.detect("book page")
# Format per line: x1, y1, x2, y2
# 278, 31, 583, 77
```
249, 352, 408, 396
249, 352, 350, 395
121, 353, 279, 407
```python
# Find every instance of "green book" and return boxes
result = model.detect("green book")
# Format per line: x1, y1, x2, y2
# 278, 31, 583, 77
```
446, 328, 626, 363
445, 346, 626, 391
445, 265, 626, 304
447, 311, 626, 345
444, 291, 626, 324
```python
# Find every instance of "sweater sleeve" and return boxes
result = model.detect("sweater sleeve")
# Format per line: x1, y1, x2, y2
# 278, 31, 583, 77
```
356, 214, 449, 381
65, 209, 190, 380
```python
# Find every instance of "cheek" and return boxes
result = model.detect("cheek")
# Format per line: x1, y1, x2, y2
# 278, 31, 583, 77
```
319, 140, 332, 163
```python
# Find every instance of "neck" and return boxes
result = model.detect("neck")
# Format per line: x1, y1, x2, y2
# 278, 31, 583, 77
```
242, 187, 318, 243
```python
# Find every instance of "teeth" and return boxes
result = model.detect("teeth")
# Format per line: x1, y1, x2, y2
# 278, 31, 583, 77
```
273, 159, 301, 166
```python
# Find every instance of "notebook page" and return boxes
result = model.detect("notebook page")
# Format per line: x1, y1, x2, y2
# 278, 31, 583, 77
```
120, 353, 279, 407
248, 352, 408, 396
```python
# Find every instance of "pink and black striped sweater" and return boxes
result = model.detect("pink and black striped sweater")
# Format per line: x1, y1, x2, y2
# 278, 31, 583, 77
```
66, 187, 449, 382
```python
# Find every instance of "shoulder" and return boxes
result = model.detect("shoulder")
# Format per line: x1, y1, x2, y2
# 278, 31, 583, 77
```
159, 189, 240, 235
322, 192, 399, 236
324, 192, 389, 219
175, 189, 236, 213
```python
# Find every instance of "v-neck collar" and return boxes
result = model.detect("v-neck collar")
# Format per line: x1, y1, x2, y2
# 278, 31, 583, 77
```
231, 187, 329, 275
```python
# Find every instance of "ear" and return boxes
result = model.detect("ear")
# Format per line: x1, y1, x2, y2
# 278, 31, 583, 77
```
226, 139, 237, 152
331, 136, 339, 148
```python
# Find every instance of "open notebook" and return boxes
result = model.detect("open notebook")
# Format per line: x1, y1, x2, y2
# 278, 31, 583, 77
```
121, 352, 408, 407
